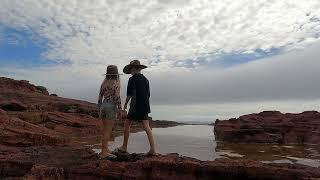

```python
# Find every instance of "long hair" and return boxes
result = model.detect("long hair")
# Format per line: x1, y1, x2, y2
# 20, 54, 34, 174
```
105, 74, 119, 80
103, 75, 120, 95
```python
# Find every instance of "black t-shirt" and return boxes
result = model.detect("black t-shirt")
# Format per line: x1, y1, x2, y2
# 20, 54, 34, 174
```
127, 74, 150, 114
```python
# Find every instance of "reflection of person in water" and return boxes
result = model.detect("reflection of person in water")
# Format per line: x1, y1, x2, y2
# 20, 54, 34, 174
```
116, 60, 156, 155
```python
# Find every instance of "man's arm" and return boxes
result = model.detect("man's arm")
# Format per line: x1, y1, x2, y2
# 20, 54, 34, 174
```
123, 96, 132, 110
147, 79, 150, 98
124, 77, 134, 110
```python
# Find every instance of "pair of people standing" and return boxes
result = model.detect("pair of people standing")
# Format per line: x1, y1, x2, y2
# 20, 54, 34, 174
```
98, 60, 155, 159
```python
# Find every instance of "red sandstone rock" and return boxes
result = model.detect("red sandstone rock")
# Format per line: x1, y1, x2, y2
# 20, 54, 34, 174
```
0, 108, 7, 116
0, 77, 99, 117
1, 151, 319, 180
0, 115, 67, 146
0, 77, 49, 95
214, 111, 320, 144
0, 100, 28, 111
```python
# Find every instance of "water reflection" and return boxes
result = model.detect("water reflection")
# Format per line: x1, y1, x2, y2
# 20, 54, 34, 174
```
93, 125, 217, 161
90, 125, 320, 167
215, 142, 320, 167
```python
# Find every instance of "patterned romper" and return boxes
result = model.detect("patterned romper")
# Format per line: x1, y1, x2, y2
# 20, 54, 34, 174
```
98, 79, 121, 120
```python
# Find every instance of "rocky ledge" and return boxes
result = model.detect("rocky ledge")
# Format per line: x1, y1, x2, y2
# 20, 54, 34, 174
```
1, 146, 320, 180
0, 77, 181, 147
214, 111, 320, 144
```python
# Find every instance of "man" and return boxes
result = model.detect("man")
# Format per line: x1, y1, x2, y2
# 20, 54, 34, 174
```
116, 60, 156, 155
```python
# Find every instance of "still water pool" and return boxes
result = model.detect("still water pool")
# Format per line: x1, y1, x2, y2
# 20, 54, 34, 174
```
91, 125, 320, 167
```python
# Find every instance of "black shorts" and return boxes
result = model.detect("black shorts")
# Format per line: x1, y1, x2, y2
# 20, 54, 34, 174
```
127, 112, 149, 122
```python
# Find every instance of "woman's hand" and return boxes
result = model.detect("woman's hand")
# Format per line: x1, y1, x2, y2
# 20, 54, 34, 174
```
118, 109, 127, 119
117, 109, 122, 118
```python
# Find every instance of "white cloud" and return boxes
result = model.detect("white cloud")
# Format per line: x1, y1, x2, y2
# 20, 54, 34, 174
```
152, 99, 320, 122
1, 42, 320, 122
1, 0, 320, 121
149, 42, 320, 105
0, 0, 320, 68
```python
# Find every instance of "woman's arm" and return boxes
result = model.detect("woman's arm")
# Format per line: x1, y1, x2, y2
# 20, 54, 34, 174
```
98, 85, 104, 109
115, 83, 122, 110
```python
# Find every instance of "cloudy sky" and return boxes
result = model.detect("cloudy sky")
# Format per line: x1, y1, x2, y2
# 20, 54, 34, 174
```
1, 0, 320, 122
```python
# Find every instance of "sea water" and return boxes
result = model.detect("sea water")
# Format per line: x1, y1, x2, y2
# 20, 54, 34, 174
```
91, 125, 320, 167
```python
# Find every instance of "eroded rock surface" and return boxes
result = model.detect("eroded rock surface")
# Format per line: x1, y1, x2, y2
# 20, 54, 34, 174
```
214, 111, 320, 144
1, 150, 319, 180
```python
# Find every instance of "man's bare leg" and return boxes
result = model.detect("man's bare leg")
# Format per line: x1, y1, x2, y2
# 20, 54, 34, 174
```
119, 119, 132, 152
142, 120, 156, 154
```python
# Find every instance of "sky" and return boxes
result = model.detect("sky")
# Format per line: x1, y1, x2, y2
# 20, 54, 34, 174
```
1, 0, 320, 122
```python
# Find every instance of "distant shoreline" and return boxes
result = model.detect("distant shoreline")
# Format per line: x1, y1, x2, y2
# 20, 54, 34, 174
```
176, 121, 213, 126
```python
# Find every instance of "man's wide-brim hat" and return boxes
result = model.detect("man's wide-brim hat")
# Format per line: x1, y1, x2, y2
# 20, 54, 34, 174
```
104, 65, 122, 75
123, 60, 147, 74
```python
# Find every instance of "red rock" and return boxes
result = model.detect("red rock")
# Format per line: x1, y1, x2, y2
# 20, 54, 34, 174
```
1, 152, 319, 180
214, 111, 320, 144
0, 100, 28, 111
0, 108, 6, 116
0, 77, 49, 95
0, 115, 67, 146
0, 77, 99, 117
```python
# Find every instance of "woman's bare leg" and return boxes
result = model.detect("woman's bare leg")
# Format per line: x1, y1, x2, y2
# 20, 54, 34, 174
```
142, 120, 156, 154
119, 119, 132, 152
101, 120, 114, 157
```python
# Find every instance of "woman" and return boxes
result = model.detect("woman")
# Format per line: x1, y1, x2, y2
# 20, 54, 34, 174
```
98, 65, 122, 159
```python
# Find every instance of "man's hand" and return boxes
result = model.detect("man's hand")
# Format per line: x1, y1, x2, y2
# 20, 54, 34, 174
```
123, 96, 131, 111
118, 109, 127, 119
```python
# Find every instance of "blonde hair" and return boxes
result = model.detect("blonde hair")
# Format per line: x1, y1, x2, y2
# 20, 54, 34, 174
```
103, 75, 120, 95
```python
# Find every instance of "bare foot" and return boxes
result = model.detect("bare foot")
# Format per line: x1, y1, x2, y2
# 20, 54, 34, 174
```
146, 150, 157, 156
117, 146, 128, 153
99, 150, 112, 157
99, 153, 117, 160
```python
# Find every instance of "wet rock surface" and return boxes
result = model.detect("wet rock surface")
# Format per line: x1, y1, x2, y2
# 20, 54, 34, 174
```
1, 149, 320, 180
214, 111, 320, 144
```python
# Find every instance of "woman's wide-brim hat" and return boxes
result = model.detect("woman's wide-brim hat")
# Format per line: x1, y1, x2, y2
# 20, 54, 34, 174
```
104, 65, 123, 76
123, 60, 147, 74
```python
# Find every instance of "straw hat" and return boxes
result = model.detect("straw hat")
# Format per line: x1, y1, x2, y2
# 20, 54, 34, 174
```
123, 60, 147, 74
104, 65, 122, 75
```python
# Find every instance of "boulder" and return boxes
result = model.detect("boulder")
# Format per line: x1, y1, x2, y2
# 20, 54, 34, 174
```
214, 111, 320, 144
0, 77, 49, 95
35, 86, 49, 95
